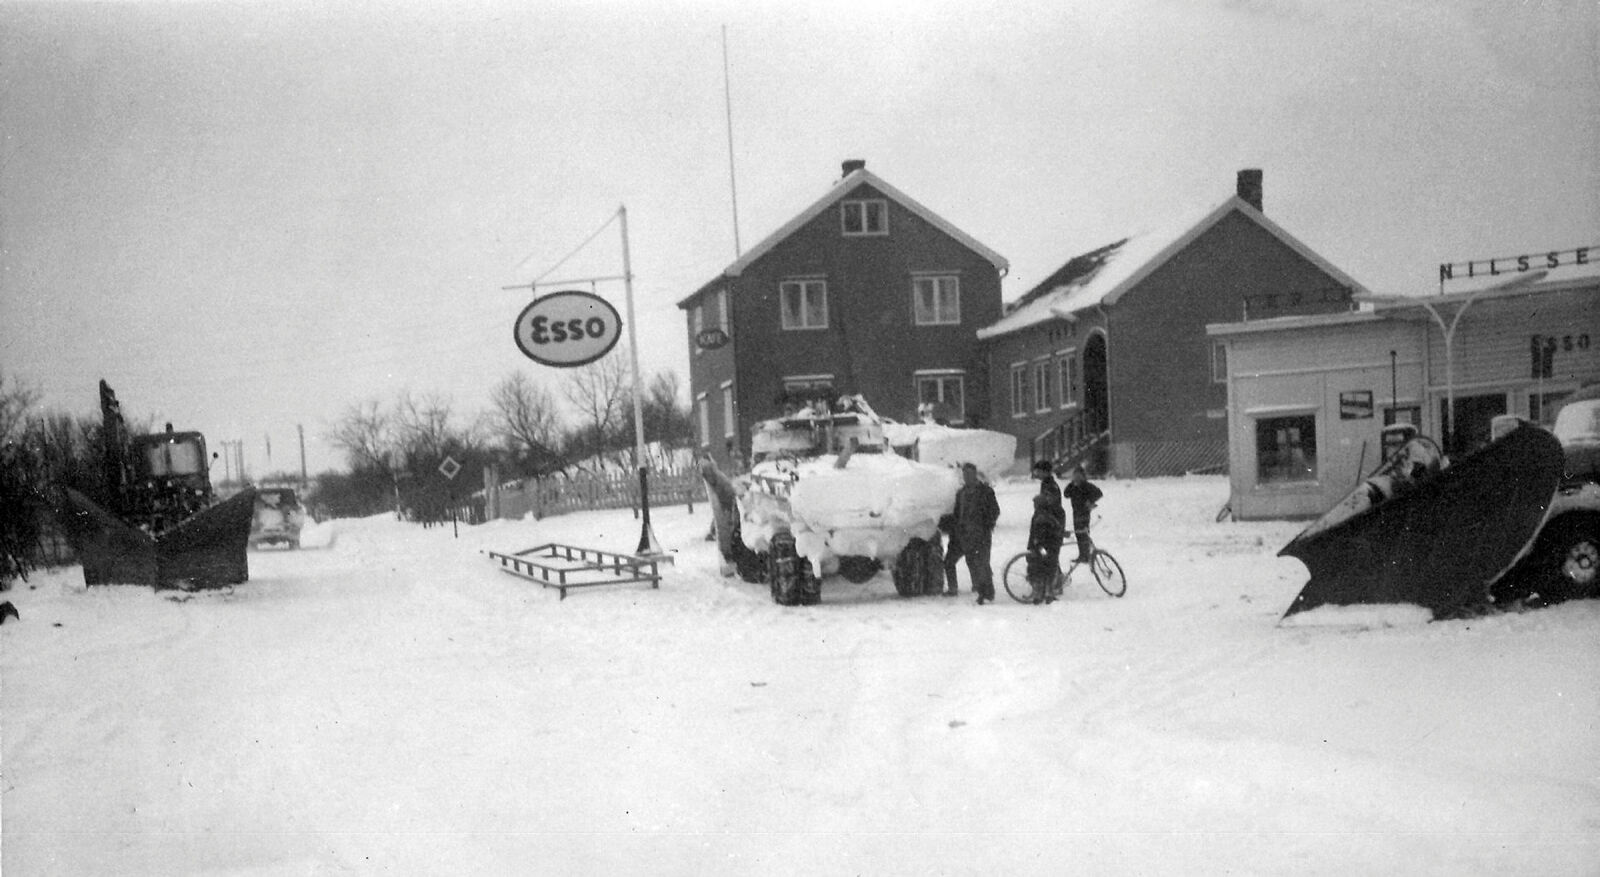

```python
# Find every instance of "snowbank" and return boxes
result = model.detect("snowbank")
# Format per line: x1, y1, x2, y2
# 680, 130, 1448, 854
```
3, 475, 1597, 875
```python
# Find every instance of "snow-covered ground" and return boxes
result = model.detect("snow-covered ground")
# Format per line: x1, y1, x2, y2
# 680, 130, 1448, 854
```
3, 476, 1597, 875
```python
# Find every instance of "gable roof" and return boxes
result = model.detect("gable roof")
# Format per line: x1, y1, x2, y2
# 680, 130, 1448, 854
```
976, 196, 1371, 340
677, 167, 1009, 307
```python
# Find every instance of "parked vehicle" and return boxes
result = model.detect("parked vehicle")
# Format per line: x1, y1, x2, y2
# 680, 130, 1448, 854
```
1279, 384, 1599, 618
250, 487, 306, 550
1492, 384, 1600, 605
732, 393, 1015, 605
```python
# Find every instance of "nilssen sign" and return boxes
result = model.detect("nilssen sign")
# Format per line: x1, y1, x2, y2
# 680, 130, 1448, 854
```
1439, 245, 1592, 285
513, 290, 623, 368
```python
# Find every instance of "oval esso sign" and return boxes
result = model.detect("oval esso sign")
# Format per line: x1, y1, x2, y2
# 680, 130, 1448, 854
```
513, 290, 623, 368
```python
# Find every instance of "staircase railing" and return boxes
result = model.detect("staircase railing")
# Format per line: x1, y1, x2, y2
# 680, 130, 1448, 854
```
1031, 408, 1109, 471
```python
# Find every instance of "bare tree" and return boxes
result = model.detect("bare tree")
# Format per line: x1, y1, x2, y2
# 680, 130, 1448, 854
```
393, 390, 460, 461
642, 370, 694, 451
0, 369, 40, 444
562, 356, 631, 467
488, 371, 565, 475
324, 399, 393, 471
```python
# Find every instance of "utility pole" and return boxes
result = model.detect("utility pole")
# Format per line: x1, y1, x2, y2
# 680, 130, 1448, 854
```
298, 424, 308, 487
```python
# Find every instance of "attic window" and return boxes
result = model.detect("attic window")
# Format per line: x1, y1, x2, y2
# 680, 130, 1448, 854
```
841, 199, 887, 236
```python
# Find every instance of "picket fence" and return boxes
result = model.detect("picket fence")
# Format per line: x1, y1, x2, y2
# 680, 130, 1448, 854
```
484, 467, 705, 522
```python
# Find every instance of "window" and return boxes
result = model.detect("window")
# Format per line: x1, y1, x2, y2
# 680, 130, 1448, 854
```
713, 288, 729, 333
1255, 414, 1317, 484
1010, 364, 1027, 417
782, 374, 835, 392
1212, 342, 1228, 384
692, 303, 704, 356
1033, 359, 1052, 413
1530, 391, 1571, 429
841, 199, 888, 236
780, 279, 828, 330
912, 276, 960, 325
1058, 353, 1078, 409
721, 381, 735, 438
696, 393, 710, 447
915, 371, 965, 424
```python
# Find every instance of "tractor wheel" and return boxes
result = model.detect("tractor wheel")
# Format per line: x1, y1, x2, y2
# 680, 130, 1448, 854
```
837, 556, 881, 584
736, 547, 769, 584
797, 561, 822, 605
891, 538, 933, 597
768, 533, 816, 606
1539, 517, 1600, 602
920, 538, 946, 595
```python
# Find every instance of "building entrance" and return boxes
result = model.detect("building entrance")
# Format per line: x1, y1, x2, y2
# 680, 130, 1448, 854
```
1441, 392, 1507, 457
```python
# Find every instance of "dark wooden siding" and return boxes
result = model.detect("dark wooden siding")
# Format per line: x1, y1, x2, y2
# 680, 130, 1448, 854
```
1108, 211, 1352, 453
727, 182, 1003, 431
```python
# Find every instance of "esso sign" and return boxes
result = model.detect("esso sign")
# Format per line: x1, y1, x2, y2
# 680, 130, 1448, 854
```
513, 290, 623, 368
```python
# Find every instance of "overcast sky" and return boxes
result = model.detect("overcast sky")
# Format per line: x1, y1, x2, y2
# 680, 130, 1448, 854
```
3, 0, 1596, 478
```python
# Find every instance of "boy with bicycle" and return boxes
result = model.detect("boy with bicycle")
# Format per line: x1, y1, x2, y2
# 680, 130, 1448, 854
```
1061, 464, 1103, 565
1025, 492, 1066, 603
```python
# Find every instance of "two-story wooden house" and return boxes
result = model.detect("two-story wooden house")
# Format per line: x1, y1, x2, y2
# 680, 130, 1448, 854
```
679, 160, 1008, 467
978, 170, 1370, 477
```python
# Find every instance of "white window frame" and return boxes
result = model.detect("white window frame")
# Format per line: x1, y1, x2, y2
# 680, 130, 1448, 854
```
692, 303, 704, 357
1010, 363, 1028, 418
721, 380, 735, 439
716, 288, 730, 333
696, 392, 710, 447
779, 279, 828, 330
914, 369, 966, 424
782, 373, 835, 392
912, 275, 961, 325
1254, 411, 1319, 485
1033, 358, 1053, 413
841, 199, 888, 236
1057, 349, 1078, 410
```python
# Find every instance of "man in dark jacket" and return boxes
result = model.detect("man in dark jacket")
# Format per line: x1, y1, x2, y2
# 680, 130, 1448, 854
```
1061, 464, 1103, 563
950, 462, 1000, 604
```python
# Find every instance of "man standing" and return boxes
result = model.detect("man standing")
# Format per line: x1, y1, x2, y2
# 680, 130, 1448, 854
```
950, 462, 1000, 604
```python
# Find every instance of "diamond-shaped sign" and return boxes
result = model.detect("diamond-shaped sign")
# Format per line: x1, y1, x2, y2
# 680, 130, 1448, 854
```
438, 456, 462, 480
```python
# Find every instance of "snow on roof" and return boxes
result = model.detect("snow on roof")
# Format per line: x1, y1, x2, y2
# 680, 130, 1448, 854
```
678, 167, 1008, 307
977, 196, 1371, 340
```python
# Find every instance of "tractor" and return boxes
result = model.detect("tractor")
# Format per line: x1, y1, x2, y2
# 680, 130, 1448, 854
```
55, 381, 255, 589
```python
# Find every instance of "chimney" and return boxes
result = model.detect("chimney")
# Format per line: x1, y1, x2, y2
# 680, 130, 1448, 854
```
1237, 168, 1263, 212
841, 158, 866, 177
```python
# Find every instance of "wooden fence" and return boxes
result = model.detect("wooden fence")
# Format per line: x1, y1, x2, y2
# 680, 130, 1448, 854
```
483, 468, 705, 522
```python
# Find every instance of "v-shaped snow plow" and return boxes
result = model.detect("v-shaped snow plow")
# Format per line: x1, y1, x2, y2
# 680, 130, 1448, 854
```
1280, 424, 1565, 620
54, 381, 254, 589
58, 485, 255, 588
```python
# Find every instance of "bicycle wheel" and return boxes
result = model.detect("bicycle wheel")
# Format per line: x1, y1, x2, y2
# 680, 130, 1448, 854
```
1002, 552, 1036, 603
1091, 550, 1127, 597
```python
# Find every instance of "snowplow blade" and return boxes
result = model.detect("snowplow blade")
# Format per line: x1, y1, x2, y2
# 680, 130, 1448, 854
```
58, 487, 255, 588
1280, 425, 1563, 619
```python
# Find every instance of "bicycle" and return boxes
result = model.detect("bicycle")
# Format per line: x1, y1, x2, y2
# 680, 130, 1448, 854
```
1002, 528, 1127, 603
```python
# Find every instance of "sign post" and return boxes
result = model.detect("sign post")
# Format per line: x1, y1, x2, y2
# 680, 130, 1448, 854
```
504, 205, 664, 560
617, 206, 663, 557
439, 455, 461, 538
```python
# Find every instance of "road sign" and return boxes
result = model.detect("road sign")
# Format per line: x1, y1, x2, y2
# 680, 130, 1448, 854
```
438, 456, 461, 480
513, 290, 624, 368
